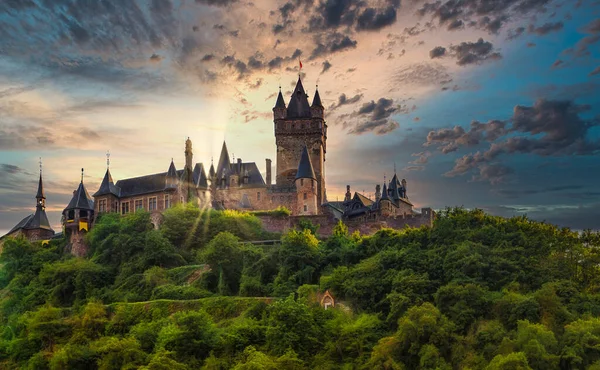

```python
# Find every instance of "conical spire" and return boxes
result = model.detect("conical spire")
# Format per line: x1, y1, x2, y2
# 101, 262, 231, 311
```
167, 159, 177, 178
287, 76, 311, 118
93, 168, 120, 197
295, 145, 316, 180
36, 172, 45, 200
311, 87, 323, 108
216, 141, 231, 179
65, 176, 94, 211
209, 162, 216, 178
380, 182, 390, 201
274, 88, 286, 109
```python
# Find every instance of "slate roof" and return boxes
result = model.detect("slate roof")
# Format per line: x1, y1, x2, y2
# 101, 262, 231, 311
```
216, 141, 231, 180
209, 163, 216, 178
36, 174, 45, 199
287, 77, 312, 118
93, 169, 121, 197
312, 88, 323, 108
65, 181, 94, 211
5, 207, 54, 236
115, 169, 184, 197
193, 163, 208, 188
295, 146, 316, 180
380, 183, 390, 201
354, 192, 374, 207
274, 90, 286, 109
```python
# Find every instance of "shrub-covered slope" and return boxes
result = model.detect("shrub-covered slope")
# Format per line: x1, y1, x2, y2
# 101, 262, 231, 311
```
1, 205, 599, 369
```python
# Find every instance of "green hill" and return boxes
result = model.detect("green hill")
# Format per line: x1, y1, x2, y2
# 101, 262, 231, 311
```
1, 204, 600, 369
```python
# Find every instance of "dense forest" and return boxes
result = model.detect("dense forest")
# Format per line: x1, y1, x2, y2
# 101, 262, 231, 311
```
1, 203, 600, 369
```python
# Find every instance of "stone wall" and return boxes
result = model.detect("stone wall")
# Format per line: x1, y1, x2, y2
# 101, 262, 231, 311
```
257, 208, 435, 238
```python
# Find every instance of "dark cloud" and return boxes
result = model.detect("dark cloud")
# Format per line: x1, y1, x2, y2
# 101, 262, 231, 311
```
450, 38, 502, 66
267, 49, 303, 70
321, 60, 332, 74
329, 93, 363, 110
201, 54, 215, 62
506, 26, 525, 40
528, 21, 564, 35
310, 33, 357, 60
470, 164, 513, 184
551, 60, 564, 69
356, 6, 397, 31
1, 164, 33, 175
149, 53, 163, 62
590, 66, 600, 76
429, 46, 446, 59
447, 19, 464, 30
417, 0, 551, 35
343, 98, 401, 135
430, 99, 600, 183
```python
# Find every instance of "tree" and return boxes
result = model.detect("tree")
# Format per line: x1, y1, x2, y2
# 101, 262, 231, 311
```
197, 232, 244, 295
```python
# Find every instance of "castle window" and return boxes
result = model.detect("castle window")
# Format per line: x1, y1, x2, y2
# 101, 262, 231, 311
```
257, 192, 261, 201
300, 179, 304, 186
148, 197, 157, 211
303, 193, 308, 200
135, 199, 143, 211
304, 205, 308, 212
231, 178, 236, 186
98, 199, 107, 213
80, 210, 87, 218
67, 210, 75, 220
121, 202, 129, 215
164, 194, 171, 209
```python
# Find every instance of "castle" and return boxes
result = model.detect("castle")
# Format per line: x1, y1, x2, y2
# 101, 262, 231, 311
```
2, 74, 434, 252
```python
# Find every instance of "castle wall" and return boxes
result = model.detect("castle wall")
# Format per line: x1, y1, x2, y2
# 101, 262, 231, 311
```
257, 208, 434, 238
212, 185, 299, 212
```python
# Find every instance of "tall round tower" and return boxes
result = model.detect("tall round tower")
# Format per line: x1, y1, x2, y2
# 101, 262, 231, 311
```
295, 146, 318, 215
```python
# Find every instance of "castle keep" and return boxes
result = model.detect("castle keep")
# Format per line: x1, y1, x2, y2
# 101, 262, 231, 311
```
2, 73, 434, 250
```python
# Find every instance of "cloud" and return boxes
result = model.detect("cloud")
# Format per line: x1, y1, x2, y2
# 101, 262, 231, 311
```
591, 66, 600, 76
494, 185, 585, 199
528, 22, 564, 35
506, 27, 525, 40
430, 99, 600, 183
321, 60, 332, 74
343, 97, 401, 135
449, 38, 502, 66
149, 53, 163, 62
329, 93, 363, 110
429, 46, 446, 59
356, 6, 397, 31
417, 0, 551, 35
310, 33, 358, 60
564, 18, 600, 57
392, 62, 451, 87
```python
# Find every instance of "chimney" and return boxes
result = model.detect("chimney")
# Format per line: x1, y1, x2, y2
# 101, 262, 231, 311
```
266, 158, 272, 185
375, 184, 381, 202
237, 158, 242, 173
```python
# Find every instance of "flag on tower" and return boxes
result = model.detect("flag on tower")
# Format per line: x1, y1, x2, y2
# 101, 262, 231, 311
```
299, 59, 303, 69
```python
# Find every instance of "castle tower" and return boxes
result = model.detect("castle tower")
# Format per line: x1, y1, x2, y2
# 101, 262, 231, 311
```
180, 138, 195, 202
93, 152, 120, 213
295, 146, 318, 215
30, 162, 53, 238
63, 169, 95, 257
379, 182, 392, 217
273, 76, 327, 208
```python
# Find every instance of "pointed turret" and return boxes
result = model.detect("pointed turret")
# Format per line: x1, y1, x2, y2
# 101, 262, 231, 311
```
287, 76, 311, 118
311, 87, 323, 108
275, 89, 286, 109
166, 159, 178, 189
36, 172, 45, 202
380, 183, 390, 201
94, 168, 120, 197
216, 141, 231, 179
295, 146, 316, 180
209, 162, 216, 178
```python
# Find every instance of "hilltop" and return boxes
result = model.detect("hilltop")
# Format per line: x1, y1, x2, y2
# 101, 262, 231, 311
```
1, 204, 600, 369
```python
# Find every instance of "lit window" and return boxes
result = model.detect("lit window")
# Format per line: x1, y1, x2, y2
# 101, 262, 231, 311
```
98, 199, 107, 212
121, 202, 129, 215
148, 197, 157, 211
135, 199, 143, 211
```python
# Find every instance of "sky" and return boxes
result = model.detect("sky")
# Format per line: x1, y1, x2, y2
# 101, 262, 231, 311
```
0, 0, 599, 233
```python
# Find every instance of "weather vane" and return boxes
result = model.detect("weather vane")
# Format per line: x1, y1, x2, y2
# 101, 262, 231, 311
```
106, 150, 110, 169
81, 168, 84, 183
39, 157, 42, 175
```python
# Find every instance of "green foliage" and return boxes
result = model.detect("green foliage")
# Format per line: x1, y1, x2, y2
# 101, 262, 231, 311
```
250, 206, 291, 218
2, 207, 600, 368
